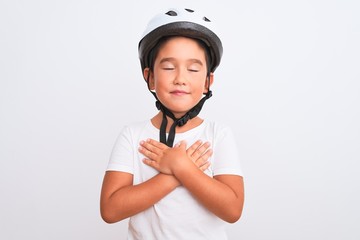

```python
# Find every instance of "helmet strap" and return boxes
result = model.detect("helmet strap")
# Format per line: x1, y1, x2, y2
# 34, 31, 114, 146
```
154, 90, 212, 147
146, 72, 212, 147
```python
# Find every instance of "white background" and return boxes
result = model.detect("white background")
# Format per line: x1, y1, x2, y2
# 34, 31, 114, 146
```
1, 0, 359, 239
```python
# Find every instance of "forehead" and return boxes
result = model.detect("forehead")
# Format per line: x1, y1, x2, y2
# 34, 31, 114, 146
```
156, 36, 207, 59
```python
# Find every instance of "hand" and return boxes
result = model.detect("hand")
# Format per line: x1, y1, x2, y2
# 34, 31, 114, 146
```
138, 139, 212, 175
184, 140, 212, 171
139, 138, 186, 175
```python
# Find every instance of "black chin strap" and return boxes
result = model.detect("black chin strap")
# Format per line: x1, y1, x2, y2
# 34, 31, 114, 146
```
155, 91, 212, 147
146, 72, 212, 147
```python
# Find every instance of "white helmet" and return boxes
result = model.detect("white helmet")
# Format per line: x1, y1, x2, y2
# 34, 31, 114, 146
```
138, 7, 223, 73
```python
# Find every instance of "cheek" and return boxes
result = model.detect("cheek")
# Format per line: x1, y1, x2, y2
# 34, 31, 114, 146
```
199, 80, 208, 91
153, 78, 165, 89
153, 80, 169, 96
192, 82, 207, 99
152, 71, 170, 88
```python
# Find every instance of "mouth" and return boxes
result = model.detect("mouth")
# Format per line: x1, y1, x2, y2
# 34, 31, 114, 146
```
170, 90, 189, 96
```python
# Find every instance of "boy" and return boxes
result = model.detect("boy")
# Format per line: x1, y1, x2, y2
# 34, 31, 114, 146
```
100, 7, 244, 239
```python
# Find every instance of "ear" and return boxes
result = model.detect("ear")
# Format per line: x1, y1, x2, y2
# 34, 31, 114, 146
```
143, 68, 155, 90
204, 73, 214, 93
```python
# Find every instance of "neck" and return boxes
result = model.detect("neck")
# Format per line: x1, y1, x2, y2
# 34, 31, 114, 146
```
151, 112, 203, 133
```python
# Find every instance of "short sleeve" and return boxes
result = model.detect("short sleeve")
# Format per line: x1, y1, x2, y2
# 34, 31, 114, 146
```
106, 126, 134, 174
212, 125, 243, 176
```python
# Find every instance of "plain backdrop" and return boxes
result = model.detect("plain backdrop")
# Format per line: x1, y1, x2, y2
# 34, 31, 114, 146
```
1, 0, 359, 239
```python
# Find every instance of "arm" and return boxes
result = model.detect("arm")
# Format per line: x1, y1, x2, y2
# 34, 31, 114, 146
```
100, 171, 179, 223
174, 161, 244, 223
140, 140, 244, 223
100, 140, 212, 223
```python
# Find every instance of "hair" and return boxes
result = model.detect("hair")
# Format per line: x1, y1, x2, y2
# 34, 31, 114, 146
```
147, 36, 212, 77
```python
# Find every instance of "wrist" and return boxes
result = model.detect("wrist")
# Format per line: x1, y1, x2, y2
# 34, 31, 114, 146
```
172, 158, 197, 181
159, 173, 181, 188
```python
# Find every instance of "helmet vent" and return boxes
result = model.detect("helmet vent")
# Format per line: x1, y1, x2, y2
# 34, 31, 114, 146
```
203, 16, 211, 22
185, 8, 194, 13
165, 10, 177, 16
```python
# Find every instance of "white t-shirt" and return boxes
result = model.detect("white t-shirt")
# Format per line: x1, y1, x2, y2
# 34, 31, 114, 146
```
107, 120, 243, 240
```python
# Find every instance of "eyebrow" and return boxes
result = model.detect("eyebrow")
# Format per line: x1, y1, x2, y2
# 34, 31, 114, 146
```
159, 57, 203, 66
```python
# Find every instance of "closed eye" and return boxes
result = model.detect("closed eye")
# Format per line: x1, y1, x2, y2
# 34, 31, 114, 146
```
188, 61, 202, 72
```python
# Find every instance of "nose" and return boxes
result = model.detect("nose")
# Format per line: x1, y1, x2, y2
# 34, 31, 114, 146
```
173, 68, 187, 85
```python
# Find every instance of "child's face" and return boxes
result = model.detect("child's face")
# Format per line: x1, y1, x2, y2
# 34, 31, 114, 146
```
147, 36, 213, 117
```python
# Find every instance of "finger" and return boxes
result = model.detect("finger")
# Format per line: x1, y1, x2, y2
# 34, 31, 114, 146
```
195, 148, 213, 166
178, 140, 187, 149
192, 142, 211, 159
138, 145, 159, 160
140, 140, 163, 155
199, 161, 211, 171
142, 158, 160, 170
186, 140, 202, 155
146, 138, 168, 151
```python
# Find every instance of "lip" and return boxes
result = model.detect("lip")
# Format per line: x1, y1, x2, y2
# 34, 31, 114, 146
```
170, 90, 189, 96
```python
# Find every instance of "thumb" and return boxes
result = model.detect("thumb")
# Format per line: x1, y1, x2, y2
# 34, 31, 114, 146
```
178, 140, 187, 149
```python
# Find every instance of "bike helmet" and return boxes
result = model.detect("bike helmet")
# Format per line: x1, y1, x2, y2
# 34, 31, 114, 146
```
139, 7, 223, 74
138, 7, 223, 147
